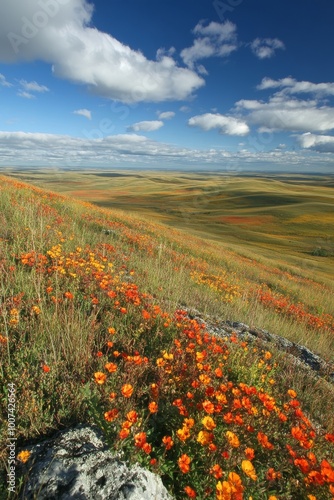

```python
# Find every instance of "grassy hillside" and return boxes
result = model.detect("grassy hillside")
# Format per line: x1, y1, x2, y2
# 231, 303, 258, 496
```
1, 174, 334, 499
4, 168, 334, 285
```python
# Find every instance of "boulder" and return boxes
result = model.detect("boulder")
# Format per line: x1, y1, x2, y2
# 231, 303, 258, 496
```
18, 424, 173, 500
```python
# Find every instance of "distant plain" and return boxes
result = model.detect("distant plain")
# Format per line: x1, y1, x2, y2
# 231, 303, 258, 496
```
5, 167, 334, 283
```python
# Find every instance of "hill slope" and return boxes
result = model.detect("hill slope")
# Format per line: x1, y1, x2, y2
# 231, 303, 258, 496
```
1, 175, 333, 499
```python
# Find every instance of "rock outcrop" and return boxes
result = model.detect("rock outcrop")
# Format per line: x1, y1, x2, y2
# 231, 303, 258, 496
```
185, 310, 334, 382
18, 425, 173, 500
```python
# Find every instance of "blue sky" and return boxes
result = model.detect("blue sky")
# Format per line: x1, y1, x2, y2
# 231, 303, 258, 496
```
1, 0, 334, 171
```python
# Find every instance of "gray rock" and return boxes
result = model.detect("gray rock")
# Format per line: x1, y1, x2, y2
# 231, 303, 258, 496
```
18, 425, 173, 500
183, 308, 334, 382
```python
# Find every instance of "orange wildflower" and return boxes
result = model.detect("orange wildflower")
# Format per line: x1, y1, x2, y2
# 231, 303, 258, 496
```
184, 485, 197, 498
94, 372, 106, 384
223, 412, 234, 424
105, 362, 117, 373
202, 400, 215, 414
325, 433, 334, 443
126, 410, 138, 423
119, 428, 130, 439
288, 389, 297, 398
257, 431, 274, 450
178, 454, 191, 474
294, 458, 310, 474
148, 401, 158, 413
184, 418, 195, 428
134, 432, 147, 449
321, 459, 334, 482
121, 384, 134, 398
162, 436, 174, 450
266, 468, 282, 481
104, 409, 119, 422
142, 442, 152, 454
216, 472, 244, 500
17, 450, 31, 463
244, 448, 255, 460
42, 364, 50, 373
210, 464, 223, 479
142, 310, 151, 319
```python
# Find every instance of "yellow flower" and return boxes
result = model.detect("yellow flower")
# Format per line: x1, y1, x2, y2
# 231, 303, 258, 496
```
287, 389, 297, 398
226, 430, 240, 448
241, 460, 257, 480
177, 426, 191, 441
197, 430, 213, 446
202, 416, 216, 430
94, 372, 106, 384
17, 450, 31, 463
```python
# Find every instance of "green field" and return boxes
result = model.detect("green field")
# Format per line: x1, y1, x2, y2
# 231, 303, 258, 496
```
4, 168, 334, 284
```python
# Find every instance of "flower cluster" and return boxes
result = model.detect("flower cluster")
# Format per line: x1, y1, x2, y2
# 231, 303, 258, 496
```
92, 308, 334, 499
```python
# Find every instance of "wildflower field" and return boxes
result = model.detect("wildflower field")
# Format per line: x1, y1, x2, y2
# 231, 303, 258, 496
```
0, 174, 334, 499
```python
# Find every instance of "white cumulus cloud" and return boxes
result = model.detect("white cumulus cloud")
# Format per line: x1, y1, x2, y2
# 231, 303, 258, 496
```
73, 108, 91, 119
236, 94, 334, 133
250, 38, 285, 59
0, 0, 204, 103
188, 113, 249, 136
257, 76, 334, 96
181, 20, 238, 71
298, 133, 334, 153
158, 111, 175, 120
127, 120, 164, 132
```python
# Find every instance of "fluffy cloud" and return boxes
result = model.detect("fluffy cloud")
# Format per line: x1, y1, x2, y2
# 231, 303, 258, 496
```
236, 95, 334, 133
188, 113, 249, 136
0, 0, 204, 103
0, 130, 332, 170
73, 108, 91, 119
298, 133, 334, 153
250, 38, 285, 59
127, 120, 164, 132
257, 77, 334, 96
158, 111, 175, 120
181, 20, 238, 70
